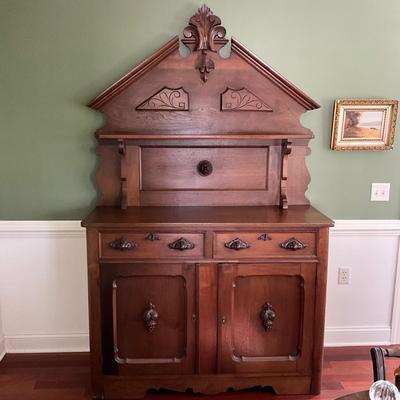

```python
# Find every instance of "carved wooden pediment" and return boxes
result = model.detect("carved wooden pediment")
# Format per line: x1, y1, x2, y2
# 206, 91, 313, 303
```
88, 4, 319, 137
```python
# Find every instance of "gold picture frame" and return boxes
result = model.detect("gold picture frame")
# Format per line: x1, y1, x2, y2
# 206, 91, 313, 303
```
331, 99, 398, 150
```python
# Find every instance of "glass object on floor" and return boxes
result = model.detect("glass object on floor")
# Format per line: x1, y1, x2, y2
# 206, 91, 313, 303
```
369, 380, 400, 400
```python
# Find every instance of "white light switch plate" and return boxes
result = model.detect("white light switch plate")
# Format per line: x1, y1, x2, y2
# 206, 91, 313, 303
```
371, 183, 390, 201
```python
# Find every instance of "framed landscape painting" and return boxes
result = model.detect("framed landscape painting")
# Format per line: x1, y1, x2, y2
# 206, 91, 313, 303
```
331, 99, 398, 150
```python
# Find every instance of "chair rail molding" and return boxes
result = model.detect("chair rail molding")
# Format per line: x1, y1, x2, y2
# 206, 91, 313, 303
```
0, 220, 84, 238
0, 219, 399, 353
331, 220, 400, 236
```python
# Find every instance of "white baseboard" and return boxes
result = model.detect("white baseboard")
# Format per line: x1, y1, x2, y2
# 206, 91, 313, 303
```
0, 335, 5, 361
324, 325, 392, 347
4, 333, 89, 353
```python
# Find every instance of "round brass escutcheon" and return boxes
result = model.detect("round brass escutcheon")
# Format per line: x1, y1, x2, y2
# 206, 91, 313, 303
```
197, 160, 213, 176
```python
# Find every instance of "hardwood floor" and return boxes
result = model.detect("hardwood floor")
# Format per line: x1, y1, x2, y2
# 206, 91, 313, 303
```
0, 347, 398, 400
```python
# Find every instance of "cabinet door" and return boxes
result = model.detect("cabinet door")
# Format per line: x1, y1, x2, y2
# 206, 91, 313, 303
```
101, 263, 196, 375
218, 263, 316, 374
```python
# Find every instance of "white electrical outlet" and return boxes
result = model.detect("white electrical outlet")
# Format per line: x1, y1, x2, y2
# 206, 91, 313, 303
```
371, 183, 390, 201
338, 268, 350, 285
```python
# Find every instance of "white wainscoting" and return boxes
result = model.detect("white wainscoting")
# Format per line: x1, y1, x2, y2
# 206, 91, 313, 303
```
0, 222, 89, 355
326, 220, 400, 346
0, 219, 399, 354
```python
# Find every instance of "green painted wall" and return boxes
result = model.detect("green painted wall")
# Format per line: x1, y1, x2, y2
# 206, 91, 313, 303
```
1, 0, 399, 220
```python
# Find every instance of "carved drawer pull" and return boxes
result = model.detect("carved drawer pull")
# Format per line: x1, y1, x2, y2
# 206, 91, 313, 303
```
197, 160, 213, 176
280, 237, 307, 251
224, 238, 250, 250
143, 302, 159, 332
145, 233, 160, 241
109, 237, 136, 250
168, 237, 195, 251
258, 233, 272, 241
260, 302, 276, 331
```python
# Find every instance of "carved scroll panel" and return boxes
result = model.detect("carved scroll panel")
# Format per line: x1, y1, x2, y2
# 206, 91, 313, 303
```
136, 87, 189, 111
221, 88, 273, 112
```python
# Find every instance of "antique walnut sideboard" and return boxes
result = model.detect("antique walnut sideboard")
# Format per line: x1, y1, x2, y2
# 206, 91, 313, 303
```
81, 5, 333, 399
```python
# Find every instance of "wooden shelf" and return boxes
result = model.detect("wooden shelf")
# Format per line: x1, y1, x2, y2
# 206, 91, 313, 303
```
82, 205, 333, 228
96, 132, 314, 141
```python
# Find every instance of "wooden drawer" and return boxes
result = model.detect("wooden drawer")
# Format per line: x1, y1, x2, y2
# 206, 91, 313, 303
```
214, 231, 316, 258
100, 232, 204, 259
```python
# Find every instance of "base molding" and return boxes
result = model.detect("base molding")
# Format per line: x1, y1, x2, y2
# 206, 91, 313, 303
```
0, 335, 5, 362
4, 333, 89, 353
324, 326, 391, 347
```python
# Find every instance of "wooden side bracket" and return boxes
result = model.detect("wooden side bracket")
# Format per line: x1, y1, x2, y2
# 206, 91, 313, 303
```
118, 140, 127, 209
280, 140, 292, 209
118, 139, 126, 155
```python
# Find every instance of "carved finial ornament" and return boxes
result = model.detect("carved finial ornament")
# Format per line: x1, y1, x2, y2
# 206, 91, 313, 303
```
183, 4, 227, 52
182, 4, 228, 83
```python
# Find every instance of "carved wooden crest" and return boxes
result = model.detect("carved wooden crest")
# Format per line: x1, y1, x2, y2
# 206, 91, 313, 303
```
221, 88, 273, 112
136, 87, 189, 111
182, 4, 227, 52
182, 4, 228, 83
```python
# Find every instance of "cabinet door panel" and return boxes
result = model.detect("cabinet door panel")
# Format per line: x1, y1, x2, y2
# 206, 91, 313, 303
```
232, 275, 302, 358
101, 263, 195, 375
218, 263, 315, 374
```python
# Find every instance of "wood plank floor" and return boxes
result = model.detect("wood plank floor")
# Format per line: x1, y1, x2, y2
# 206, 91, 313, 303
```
0, 347, 398, 400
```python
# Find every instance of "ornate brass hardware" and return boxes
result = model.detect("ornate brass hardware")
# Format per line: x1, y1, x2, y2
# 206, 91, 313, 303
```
224, 238, 250, 250
280, 237, 307, 251
258, 233, 272, 241
143, 302, 159, 332
145, 233, 160, 241
109, 237, 136, 250
197, 160, 213, 176
168, 237, 195, 251
260, 303, 276, 331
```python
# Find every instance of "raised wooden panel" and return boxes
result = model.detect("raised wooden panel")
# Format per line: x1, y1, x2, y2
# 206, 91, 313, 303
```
218, 262, 316, 374
141, 147, 268, 191
100, 232, 204, 259
214, 231, 316, 259
232, 274, 302, 358
102, 263, 196, 375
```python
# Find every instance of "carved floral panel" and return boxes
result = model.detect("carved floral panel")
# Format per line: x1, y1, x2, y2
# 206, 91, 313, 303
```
136, 87, 189, 111
221, 88, 273, 112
